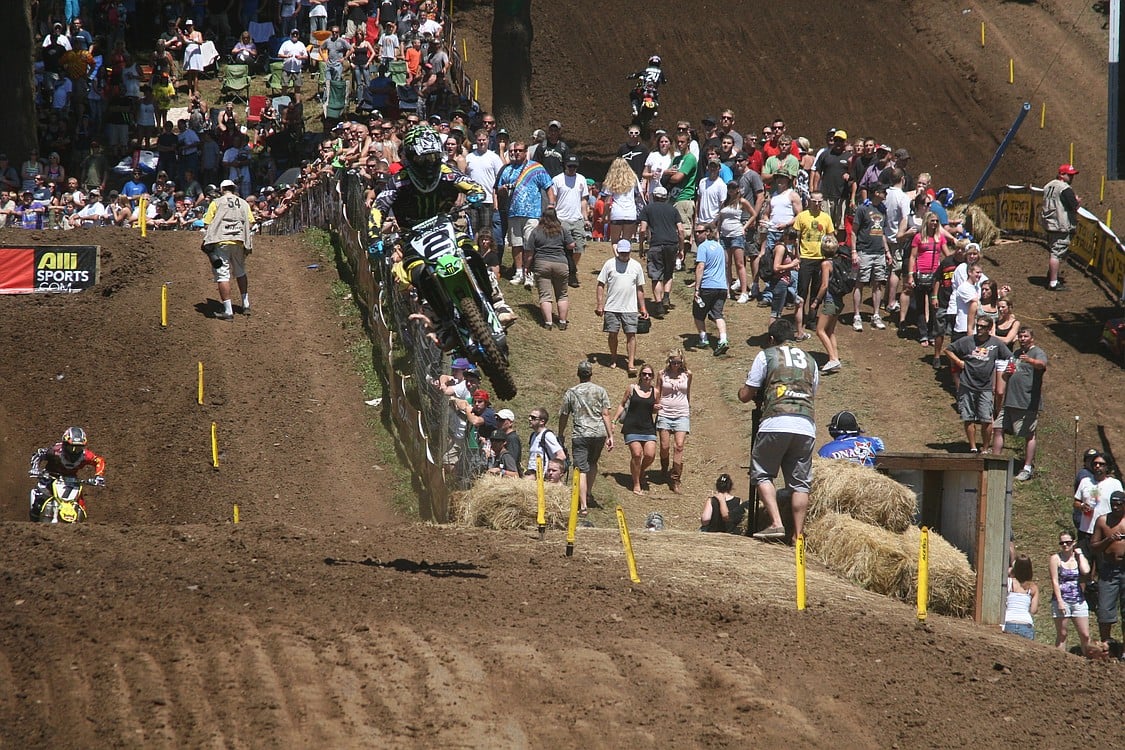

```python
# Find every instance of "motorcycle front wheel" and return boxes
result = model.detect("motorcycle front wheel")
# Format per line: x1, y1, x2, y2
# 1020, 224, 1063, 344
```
458, 296, 517, 400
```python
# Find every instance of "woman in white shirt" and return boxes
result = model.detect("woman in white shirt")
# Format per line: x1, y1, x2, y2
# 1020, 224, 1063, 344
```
603, 157, 641, 245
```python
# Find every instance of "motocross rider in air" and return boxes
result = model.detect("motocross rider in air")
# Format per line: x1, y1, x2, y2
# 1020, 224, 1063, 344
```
367, 125, 517, 337
627, 55, 667, 118
28, 426, 106, 521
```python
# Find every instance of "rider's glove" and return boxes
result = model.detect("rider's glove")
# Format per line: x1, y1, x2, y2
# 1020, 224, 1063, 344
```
92, 476, 106, 487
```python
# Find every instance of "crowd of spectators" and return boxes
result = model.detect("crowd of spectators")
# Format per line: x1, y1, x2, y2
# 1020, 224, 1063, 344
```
10, 0, 461, 230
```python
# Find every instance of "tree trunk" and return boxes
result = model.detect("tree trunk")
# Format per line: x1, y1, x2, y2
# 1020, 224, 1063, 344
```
491, 0, 532, 124
0, 3, 37, 163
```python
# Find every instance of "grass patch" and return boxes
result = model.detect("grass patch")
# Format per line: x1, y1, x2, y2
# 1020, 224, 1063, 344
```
301, 227, 419, 518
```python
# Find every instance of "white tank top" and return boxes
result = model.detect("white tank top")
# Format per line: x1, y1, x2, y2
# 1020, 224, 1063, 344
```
769, 189, 796, 228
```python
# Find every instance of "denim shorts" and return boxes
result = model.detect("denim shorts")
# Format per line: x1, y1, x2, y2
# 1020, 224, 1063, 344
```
1002, 622, 1035, 640
624, 433, 657, 444
656, 414, 690, 433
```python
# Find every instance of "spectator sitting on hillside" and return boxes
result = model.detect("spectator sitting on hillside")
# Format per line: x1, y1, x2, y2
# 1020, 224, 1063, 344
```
700, 473, 744, 533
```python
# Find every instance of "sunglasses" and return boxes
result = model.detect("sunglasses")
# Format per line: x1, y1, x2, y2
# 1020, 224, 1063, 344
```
509, 148, 525, 153
1060, 540, 1074, 546
1093, 461, 1107, 466
640, 372, 654, 377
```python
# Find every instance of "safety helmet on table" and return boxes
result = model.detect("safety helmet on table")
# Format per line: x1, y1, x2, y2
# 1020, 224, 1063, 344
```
61, 426, 88, 468
402, 125, 445, 193
648, 55, 662, 67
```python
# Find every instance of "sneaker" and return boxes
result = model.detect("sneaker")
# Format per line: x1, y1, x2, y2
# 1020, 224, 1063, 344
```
1016, 468, 1033, 481
218, 311, 235, 321
498, 311, 518, 327
568, 276, 580, 288
737, 292, 750, 304
730, 279, 741, 291
523, 272, 534, 289
242, 306, 251, 317
886, 302, 901, 313
852, 317, 863, 332
509, 270, 524, 285
752, 525, 786, 540
675, 258, 683, 271
820, 359, 841, 373
872, 314, 886, 330
556, 320, 568, 331
794, 332, 811, 342
713, 340, 729, 356
1049, 282, 1068, 291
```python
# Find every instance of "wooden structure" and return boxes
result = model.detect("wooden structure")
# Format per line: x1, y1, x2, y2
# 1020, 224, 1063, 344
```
874, 452, 1013, 624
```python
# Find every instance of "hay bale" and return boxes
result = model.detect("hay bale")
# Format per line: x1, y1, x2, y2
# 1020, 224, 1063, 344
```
451, 474, 574, 530
949, 203, 1000, 248
809, 458, 916, 533
805, 512, 975, 617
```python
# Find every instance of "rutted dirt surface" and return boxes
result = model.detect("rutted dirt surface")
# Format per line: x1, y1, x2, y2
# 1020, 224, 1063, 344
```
4, 1, 1125, 747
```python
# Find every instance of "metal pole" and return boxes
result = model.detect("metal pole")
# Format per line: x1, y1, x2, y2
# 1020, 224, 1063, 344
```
1110, 0, 1121, 180
967, 102, 1032, 204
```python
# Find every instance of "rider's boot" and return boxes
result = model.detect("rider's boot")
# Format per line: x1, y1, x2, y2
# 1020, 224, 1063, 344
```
29, 488, 42, 522
490, 276, 518, 327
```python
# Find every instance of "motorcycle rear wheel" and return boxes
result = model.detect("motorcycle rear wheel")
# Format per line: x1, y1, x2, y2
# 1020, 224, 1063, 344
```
457, 296, 517, 400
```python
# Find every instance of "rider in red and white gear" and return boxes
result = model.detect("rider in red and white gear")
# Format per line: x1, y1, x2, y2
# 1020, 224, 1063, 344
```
29, 426, 106, 521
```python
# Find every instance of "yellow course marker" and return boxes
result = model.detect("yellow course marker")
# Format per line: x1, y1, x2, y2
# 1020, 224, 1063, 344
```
1040, 102, 1046, 129
161, 283, 168, 327
197, 361, 204, 405
1101, 174, 1106, 203
615, 507, 641, 583
233, 504, 240, 524
1069, 142, 1074, 166
918, 526, 930, 621
566, 468, 580, 557
796, 534, 807, 610
462, 38, 467, 62
536, 455, 546, 540
1008, 59, 1014, 85
139, 196, 148, 237
211, 422, 219, 468
1107, 209, 1113, 229
981, 22, 985, 47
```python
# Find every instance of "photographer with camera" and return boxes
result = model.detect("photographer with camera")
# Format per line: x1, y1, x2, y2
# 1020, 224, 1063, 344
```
201, 180, 254, 321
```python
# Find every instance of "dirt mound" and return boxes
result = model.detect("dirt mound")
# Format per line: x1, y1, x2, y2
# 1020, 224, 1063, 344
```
3, 0, 1125, 746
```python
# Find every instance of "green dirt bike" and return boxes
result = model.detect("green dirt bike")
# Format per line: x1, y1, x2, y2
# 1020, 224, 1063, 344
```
401, 209, 517, 400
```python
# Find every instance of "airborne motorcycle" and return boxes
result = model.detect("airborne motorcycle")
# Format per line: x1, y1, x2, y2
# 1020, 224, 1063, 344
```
399, 208, 517, 400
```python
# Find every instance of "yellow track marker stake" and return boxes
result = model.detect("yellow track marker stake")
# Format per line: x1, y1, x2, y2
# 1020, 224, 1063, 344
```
211, 422, 219, 468
197, 361, 204, 405
1040, 102, 1046, 129
1107, 209, 1112, 229
918, 527, 930, 621
796, 534, 807, 610
615, 507, 641, 583
139, 196, 148, 237
981, 22, 985, 47
566, 468, 580, 557
1008, 59, 1014, 84
1070, 142, 1075, 165
1101, 174, 1106, 203
474, 79, 478, 101
233, 504, 240, 524
536, 455, 546, 540
161, 283, 168, 327
462, 38, 467, 62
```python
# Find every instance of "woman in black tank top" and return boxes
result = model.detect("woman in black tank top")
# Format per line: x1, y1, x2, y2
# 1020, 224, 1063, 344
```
614, 366, 660, 495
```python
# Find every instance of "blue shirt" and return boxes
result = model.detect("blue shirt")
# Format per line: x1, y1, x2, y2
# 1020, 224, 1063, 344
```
818, 435, 886, 467
123, 179, 147, 199
497, 160, 553, 219
695, 239, 727, 290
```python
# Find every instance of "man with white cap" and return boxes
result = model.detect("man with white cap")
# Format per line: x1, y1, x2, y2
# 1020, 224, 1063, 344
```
201, 179, 254, 321
596, 239, 648, 375
637, 183, 683, 316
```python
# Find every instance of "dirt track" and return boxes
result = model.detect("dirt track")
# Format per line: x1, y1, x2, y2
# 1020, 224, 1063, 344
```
3, 0, 1125, 747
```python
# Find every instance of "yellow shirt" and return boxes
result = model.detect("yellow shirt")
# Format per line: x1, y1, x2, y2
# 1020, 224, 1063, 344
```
794, 209, 835, 260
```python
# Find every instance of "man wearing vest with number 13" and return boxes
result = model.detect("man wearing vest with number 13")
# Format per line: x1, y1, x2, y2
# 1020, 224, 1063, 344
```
202, 179, 254, 321
738, 318, 820, 542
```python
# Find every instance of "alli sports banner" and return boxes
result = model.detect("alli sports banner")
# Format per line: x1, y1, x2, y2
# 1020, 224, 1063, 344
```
974, 186, 1125, 301
0, 245, 100, 294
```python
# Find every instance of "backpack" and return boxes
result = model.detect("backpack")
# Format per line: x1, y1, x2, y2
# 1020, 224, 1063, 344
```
531, 429, 569, 475
827, 253, 857, 298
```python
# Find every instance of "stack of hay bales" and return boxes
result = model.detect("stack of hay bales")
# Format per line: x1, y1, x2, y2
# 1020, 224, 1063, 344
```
806, 459, 975, 616
948, 203, 1000, 248
451, 474, 573, 530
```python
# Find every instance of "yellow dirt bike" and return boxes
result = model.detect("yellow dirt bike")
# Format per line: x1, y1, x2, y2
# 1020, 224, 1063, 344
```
30, 473, 102, 524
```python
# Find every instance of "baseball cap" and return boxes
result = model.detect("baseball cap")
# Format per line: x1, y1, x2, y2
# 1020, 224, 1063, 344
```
877, 143, 892, 152
1059, 163, 1079, 175
701, 114, 717, 126
451, 357, 473, 371
577, 359, 593, 376
548, 119, 562, 129
1112, 491, 1125, 503
653, 185, 668, 198
833, 129, 848, 140
894, 148, 911, 159
496, 408, 515, 421
184, 19, 193, 25
1085, 448, 1102, 461
615, 239, 632, 253
220, 179, 236, 190
565, 154, 580, 166
429, 114, 443, 124
472, 389, 490, 402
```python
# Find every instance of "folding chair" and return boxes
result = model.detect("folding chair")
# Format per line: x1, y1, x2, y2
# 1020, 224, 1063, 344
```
309, 30, 332, 84
246, 95, 268, 125
221, 63, 250, 103
325, 79, 348, 120
266, 60, 286, 94
387, 59, 408, 87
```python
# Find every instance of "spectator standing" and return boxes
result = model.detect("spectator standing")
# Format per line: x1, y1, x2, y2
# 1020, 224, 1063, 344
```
694, 157, 727, 234
642, 132, 673, 202
465, 128, 502, 242
656, 349, 691, 493
525, 208, 572, 330
596, 239, 648, 374
536, 120, 570, 177
717, 181, 754, 304
811, 129, 852, 237
617, 126, 649, 181
663, 131, 698, 249
1002, 555, 1039, 640
201, 179, 254, 321
437, 358, 479, 473
792, 191, 835, 319
1039, 164, 1080, 291
810, 235, 844, 373
850, 182, 890, 332
637, 185, 683, 317
1091, 491, 1125, 643
905, 211, 946, 346
992, 328, 1048, 479
558, 360, 614, 516
614, 366, 660, 496
884, 167, 913, 318
552, 154, 590, 288
278, 29, 309, 94
494, 141, 555, 287
946, 317, 1011, 452
1049, 532, 1091, 654
603, 157, 642, 246
765, 228, 805, 334
691, 224, 731, 356
1074, 454, 1122, 558
524, 407, 566, 478
321, 26, 352, 82
738, 318, 819, 541
181, 20, 205, 97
